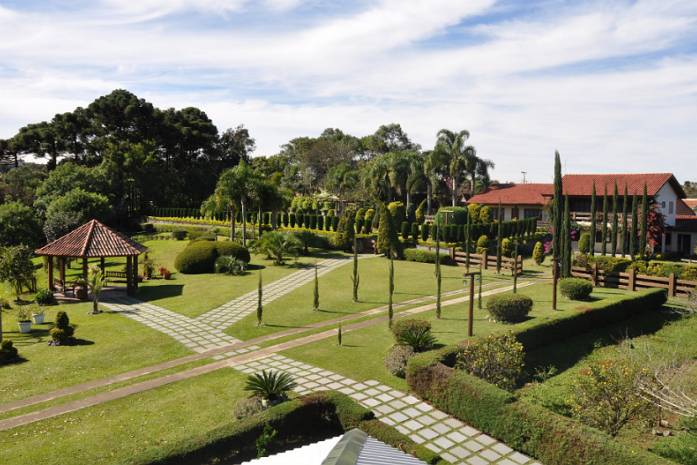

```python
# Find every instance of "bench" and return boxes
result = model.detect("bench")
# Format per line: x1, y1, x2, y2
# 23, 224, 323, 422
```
104, 271, 128, 283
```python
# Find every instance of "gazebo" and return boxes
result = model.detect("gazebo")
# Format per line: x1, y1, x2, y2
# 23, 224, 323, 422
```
35, 219, 147, 297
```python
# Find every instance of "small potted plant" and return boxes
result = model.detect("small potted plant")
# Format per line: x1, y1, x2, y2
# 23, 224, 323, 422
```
32, 306, 46, 324
17, 307, 32, 333
74, 278, 88, 300
159, 267, 172, 280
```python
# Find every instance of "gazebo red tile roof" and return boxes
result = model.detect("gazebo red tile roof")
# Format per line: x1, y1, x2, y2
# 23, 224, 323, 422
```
561, 173, 685, 197
467, 183, 553, 206
35, 219, 146, 258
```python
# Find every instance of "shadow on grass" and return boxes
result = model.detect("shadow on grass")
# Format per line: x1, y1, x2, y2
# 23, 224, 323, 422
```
136, 284, 185, 301
525, 306, 682, 376
261, 323, 306, 329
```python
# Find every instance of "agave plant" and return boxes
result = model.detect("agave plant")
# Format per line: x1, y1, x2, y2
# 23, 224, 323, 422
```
244, 370, 297, 403
397, 327, 437, 352
253, 232, 302, 265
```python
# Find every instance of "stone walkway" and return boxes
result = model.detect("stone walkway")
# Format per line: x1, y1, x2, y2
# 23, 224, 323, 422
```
195, 256, 353, 328
235, 354, 541, 465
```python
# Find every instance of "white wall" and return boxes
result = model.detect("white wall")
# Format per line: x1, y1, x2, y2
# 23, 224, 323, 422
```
655, 182, 678, 226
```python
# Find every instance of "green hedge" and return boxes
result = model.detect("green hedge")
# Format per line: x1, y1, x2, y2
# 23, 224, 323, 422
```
151, 391, 441, 465
406, 288, 673, 465
174, 240, 251, 274
404, 248, 451, 264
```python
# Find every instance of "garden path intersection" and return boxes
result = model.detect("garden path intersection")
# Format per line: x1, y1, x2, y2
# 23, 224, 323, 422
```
1, 261, 540, 465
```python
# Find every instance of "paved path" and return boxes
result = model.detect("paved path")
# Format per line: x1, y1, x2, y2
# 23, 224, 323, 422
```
195, 256, 353, 328
237, 354, 541, 465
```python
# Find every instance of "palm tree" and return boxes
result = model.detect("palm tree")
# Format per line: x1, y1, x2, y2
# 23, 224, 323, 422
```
86, 267, 105, 314
463, 146, 494, 196
244, 370, 296, 404
405, 153, 427, 212
253, 231, 302, 265
435, 129, 470, 206
362, 155, 391, 202
387, 151, 412, 202
423, 150, 447, 215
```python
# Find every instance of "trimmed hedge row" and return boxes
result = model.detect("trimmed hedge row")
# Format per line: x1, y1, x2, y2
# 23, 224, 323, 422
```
174, 240, 251, 274
406, 288, 672, 465
403, 248, 452, 264
151, 391, 441, 465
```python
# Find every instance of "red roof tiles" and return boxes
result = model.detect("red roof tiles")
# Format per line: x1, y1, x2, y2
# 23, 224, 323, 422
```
561, 173, 684, 197
677, 199, 696, 216
468, 183, 553, 206
35, 220, 146, 257
684, 199, 697, 210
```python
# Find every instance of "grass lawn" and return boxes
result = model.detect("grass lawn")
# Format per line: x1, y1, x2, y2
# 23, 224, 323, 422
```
518, 301, 697, 465
0, 301, 191, 404
227, 256, 515, 340
281, 280, 620, 391
0, 368, 248, 465
135, 240, 348, 317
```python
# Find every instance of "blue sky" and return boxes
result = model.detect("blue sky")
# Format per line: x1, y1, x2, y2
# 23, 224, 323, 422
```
1, 0, 697, 183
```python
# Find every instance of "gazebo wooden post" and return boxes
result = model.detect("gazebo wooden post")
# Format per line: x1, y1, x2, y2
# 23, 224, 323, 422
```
59, 258, 66, 290
82, 257, 89, 282
48, 257, 54, 291
126, 256, 133, 295
100, 257, 105, 273
133, 255, 139, 293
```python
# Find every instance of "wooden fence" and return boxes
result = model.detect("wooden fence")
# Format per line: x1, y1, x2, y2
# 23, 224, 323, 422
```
571, 265, 697, 298
452, 250, 523, 274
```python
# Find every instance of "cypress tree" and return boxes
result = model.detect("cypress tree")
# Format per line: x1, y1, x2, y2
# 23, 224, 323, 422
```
640, 183, 648, 258
435, 222, 442, 319
562, 195, 571, 277
513, 240, 519, 293
256, 273, 263, 327
611, 182, 619, 256
337, 323, 342, 346
552, 152, 563, 265
601, 185, 608, 256
590, 182, 597, 256
351, 236, 359, 302
621, 185, 629, 257
630, 193, 638, 257
388, 257, 394, 328
464, 213, 471, 272
377, 204, 399, 258
313, 264, 319, 311
496, 201, 503, 273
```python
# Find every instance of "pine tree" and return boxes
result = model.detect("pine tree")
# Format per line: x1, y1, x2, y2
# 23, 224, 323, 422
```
640, 183, 648, 258
611, 182, 619, 256
256, 273, 263, 327
388, 257, 394, 327
621, 185, 629, 257
435, 222, 442, 319
590, 182, 597, 256
552, 152, 563, 264
313, 264, 319, 311
351, 236, 359, 302
630, 193, 638, 257
496, 201, 503, 273
601, 185, 608, 256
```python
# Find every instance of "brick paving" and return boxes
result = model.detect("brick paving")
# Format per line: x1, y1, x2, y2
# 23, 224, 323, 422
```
195, 256, 353, 328
235, 354, 542, 465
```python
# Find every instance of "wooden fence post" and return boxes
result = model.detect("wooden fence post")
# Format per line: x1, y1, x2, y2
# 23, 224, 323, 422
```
628, 268, 636, 292
482, 252, 488, 270
592, 262, 599, 287
668, 273, 676, 298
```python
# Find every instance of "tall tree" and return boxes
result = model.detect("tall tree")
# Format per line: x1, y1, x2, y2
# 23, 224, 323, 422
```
313, 264, 320, 311
351, 236, 359, 302
630, 193, 638, 257
601, 185, 608, 256
562, 195, 571, 277
640, 183, 649, 258
435, 221, 442, 319
256, 273, 263, 327
552, 152, 563, 266
621, 185, 629, 257
496, 201, 503, 273
435, 129, 470, 206
590, 182, 597, 256
388, 257, 394, 328
611, 182, 619, 256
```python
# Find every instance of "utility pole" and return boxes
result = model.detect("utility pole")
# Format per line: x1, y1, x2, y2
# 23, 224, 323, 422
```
521, 171, 527, 184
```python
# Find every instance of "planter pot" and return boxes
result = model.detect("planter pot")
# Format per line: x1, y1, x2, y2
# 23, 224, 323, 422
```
32, 313, 45, 324
18, 321, 32, 333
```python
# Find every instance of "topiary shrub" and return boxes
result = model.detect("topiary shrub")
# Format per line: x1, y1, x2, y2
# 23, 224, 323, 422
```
476, 235, 489, 254
215, 241, 251, 263
403, 248, 450, 264
479, 206, 492, 223
387, 201, 406, 226
559, 278, 593, 300
49, 310, 75, 345
435, 206, 468, 225
391, 319, 436, 352
501, 237, 512, 257
35, 288, 57, 306
578, 232, 591, 254
487, 293, 533, 323
410, 223, 419, 241
385, 345, 415, 378
533, 241, 545, 265
400, 221, 410, 240
392, 319, 431, 340
455, 333, 524, 390
363, 208, 375, 233
420, 223, 430, 241
0, 340, 19, 365
174, 241, 218, 274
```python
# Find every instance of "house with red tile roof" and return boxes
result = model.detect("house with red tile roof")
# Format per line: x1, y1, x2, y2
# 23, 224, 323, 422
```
467, 172, 697, 256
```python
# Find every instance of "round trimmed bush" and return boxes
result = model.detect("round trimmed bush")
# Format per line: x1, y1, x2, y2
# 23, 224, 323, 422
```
487, 293, 533, 322
35, 289, 57, 306
391, 319, 431, 340
559, 277, 594, 300
174, 241, 218, 274
215, 241, 251, 263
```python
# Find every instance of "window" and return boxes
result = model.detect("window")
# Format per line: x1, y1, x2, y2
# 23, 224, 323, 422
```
666, 233, 672, 246
661, 201, 666, 208
523, 208, 542, 219
669, 201, 674, 214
